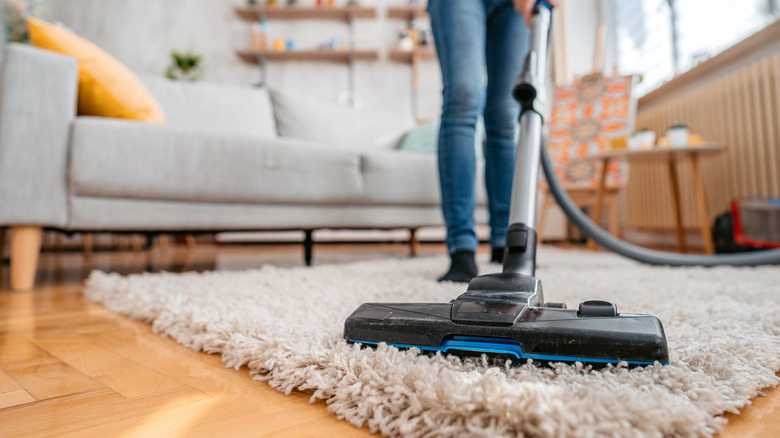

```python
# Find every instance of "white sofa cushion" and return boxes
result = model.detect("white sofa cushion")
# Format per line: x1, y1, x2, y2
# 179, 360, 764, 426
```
269, 88, 415, 150
360, 149, 439, 205
361, 149, 488, 207
137, 74, 277, 139
69, 117, 363, 205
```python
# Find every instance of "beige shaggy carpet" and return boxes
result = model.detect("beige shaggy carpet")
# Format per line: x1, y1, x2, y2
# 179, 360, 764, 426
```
84, 248, 780, 437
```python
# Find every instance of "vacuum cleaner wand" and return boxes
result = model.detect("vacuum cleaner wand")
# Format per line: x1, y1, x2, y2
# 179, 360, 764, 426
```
343, 1, 670, 366
502, 0, 553, 277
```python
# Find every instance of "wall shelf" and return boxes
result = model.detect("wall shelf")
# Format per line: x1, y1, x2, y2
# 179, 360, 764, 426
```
388, 47, 436, 63
235, 4, 377, 107
387, 6, 427, 20
235, 5, 376, 21
237, 49, 379, 64
387, 8, 435, 120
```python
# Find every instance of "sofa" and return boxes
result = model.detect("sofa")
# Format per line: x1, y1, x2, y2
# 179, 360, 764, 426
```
0, 44, 489, 290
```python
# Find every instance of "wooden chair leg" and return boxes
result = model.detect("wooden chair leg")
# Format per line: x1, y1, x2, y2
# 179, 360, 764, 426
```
689, 153, 715, 255
185, 234, 197, 250
608, 194, 622, 239
667, 160, 687, 253
588, 158, 611, 250
10, 226, 42, 291
536, 193, 550, 245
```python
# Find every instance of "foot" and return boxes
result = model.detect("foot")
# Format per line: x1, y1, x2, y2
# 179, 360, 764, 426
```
438, 251, 478, 283
491, 247, 504, 264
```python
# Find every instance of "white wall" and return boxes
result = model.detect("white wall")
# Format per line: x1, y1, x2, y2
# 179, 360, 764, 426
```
555, 0, 617, 82
42, 0, 611, 117
43, 0, 442, 119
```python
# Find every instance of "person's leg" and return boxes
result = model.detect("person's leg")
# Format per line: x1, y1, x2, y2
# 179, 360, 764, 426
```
428, 0, 487, 281
483, 0, 530, 263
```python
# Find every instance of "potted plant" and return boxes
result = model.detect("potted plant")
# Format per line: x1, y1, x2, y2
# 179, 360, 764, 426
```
165, 51, 204, 82
667, 123, 690, 148
629, 128, 656, 150
4, 0, 44, 43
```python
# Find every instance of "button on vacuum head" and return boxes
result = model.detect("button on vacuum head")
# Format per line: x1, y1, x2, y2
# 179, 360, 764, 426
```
578, 300, 618, 317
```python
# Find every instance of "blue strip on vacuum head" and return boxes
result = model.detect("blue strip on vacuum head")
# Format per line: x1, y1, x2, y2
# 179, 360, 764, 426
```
350, 335, 669, 366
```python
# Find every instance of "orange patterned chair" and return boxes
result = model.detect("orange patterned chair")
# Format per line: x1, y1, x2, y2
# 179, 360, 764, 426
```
537, 73, 636, 246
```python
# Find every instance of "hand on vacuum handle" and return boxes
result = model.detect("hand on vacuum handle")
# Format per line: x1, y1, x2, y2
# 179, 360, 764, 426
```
534, 1, 554, 11
513, 0, 553, 112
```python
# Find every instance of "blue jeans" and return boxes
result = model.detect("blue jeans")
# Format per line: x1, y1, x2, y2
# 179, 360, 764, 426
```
428, 0, 530, 254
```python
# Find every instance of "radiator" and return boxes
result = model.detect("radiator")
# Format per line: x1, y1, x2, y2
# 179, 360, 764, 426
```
627, 53, 780, 231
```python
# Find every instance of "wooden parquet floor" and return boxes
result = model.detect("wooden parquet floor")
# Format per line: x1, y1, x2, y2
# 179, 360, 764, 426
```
0, 240, 777, 437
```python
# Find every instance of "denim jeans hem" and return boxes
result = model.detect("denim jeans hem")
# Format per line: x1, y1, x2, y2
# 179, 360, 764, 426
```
449, 234, 479, 255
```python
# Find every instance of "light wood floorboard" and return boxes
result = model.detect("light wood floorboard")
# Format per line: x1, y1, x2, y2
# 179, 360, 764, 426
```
0, 240, 777, 437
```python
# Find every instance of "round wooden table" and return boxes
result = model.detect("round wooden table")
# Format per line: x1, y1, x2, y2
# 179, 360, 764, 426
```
585, 143, 725, 254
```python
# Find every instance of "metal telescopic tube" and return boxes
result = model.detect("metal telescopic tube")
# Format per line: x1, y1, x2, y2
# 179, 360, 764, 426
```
507, 5, 551, 228
508, 112, 543, 228
501, 3, 552, 276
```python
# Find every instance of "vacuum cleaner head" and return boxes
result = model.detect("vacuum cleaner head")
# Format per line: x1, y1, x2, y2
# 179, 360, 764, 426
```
344, 273, 669, 366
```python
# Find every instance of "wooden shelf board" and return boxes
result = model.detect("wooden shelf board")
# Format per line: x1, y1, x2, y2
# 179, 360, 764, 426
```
235, 6, 376, 21
387, 6, 428, 20
389, 47, 436, 63
237, 49, 379, 64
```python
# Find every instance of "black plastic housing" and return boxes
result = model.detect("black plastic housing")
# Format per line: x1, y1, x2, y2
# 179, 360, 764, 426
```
344, 304, 668, 365
344, 272, 669, 365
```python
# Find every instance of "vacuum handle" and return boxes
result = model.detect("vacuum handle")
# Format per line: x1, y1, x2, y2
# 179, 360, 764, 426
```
513, 1, 553, 114
535, 1, 554, 11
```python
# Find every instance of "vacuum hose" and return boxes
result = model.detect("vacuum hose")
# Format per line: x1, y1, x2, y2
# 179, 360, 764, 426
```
540, 136, 780, 266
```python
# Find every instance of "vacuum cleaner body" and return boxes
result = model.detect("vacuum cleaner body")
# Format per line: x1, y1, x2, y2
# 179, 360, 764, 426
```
345, 273, 669, 366
344, 2, 670, 367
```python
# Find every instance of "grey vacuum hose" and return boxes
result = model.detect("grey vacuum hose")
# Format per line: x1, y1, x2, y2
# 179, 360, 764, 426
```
540, 135, 780, 266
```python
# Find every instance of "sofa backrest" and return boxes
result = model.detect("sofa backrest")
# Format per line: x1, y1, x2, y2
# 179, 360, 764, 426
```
269, 88, 415, 150
137, 74, 277, 139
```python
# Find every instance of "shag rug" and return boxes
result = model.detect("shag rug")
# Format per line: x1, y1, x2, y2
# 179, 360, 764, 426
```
84, 248, 780, 438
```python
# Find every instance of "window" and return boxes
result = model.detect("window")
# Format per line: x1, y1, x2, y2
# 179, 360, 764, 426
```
614, 0, 780, 95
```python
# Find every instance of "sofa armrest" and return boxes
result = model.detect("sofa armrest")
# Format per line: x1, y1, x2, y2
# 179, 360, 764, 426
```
0, 44, 78, 227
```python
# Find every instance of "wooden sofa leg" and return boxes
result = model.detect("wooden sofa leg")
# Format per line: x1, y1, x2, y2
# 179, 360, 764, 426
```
157, 235, 170, 253
0, 227, 7, 260
409, 228, 419, 257
130, 235, 143, 253
83, 233, 94, 257
10, 226, 42, 291
185, 234, 197, 250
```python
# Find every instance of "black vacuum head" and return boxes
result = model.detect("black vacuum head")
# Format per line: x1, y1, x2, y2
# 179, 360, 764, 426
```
344, 273, 669, 366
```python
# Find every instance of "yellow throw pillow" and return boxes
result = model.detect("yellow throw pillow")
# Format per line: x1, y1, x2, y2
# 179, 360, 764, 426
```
26, 17, 166, 123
